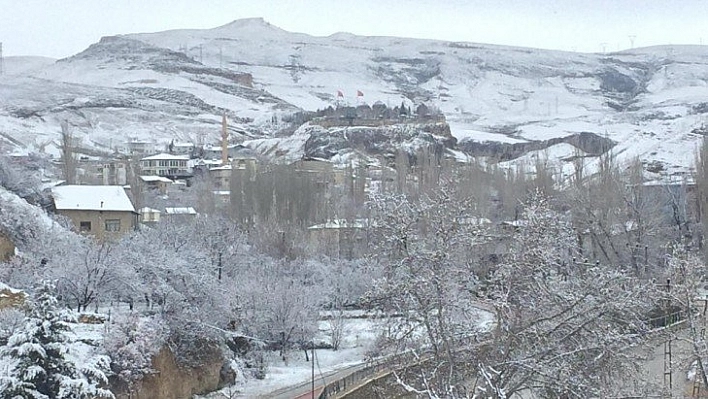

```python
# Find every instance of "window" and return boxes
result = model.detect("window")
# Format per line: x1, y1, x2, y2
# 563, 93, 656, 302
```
105, 219, 121, 232
79, 221, 92, 232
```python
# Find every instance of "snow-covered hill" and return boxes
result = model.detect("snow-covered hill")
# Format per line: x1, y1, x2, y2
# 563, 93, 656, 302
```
1, 18, 707, 177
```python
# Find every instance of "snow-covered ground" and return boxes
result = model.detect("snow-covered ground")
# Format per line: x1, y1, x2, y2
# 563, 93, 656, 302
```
2, 19, 707, 178
209, 306, 495, 398
205, 313, 384, 398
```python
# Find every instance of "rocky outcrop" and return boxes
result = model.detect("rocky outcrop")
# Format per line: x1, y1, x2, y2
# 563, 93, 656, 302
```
458, 131, 615, 161
111, 345, 230, 399
0, 283, 26, 310
302, 122, 456, 161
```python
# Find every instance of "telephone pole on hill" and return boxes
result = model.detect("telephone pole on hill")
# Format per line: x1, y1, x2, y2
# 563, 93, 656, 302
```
0, 42, 4, 75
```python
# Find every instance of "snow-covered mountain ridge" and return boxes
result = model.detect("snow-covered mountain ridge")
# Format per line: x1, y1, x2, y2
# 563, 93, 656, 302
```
1, 18, 707, 177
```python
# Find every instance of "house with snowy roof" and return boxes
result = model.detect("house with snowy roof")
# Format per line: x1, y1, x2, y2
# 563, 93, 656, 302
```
138, 207, 161, 225
139, 175, 173, 194
163, 207, 198, 223
140, 153, 191, 178
52, 185, 138, 241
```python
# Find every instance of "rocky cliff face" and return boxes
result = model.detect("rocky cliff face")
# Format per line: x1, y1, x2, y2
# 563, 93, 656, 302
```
110, 346, 229, 399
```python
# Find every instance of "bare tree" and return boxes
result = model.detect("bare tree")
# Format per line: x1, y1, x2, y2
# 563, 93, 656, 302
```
376, 192, 660, 397
693, 136, 708, 257
471, 193, 659, 397
367, 184, 489, 390
60, 120, 77, 185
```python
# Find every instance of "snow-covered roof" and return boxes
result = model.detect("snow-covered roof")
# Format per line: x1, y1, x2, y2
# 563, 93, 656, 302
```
457, 216, 493, 226
196, 159, 222, 165
210, 165, 231, 171
213, 191, 230, 196
205, 144, 242, 151
643, 177, 696, 187
138, 207, 161, 213
40, 180, 66, 190
52, 185, 135, 212
164, 207, 197, 215
308, 219, 367, 230
140, 175, 173, 183
501, 220, 528, 227
140, 153, 190, 161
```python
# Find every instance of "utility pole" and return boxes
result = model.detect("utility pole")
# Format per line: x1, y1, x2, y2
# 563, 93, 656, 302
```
629, 35, 636, 49
663, 278, 673, 398
311, 343, 315, 399
599, 42, 608, 54
0, 42, 4, 75
555, 95, 558, 115
691, 297, 708, 398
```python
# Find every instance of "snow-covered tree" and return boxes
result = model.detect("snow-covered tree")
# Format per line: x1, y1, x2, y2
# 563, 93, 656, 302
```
367, 185, 489, 389
376, 191, 662, 397
472, 193, 659, 398
103, 313, 167, 389
661, 247, 708, 390
0, 281, 113, 399
237, 258, 321, 361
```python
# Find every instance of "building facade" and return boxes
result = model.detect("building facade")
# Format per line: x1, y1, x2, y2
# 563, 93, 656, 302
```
52, 185, 138, 241
140, 153, 190, 177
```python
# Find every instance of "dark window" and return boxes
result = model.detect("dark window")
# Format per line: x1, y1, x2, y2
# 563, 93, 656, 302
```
105, 219, 121, 232
79, 221, 91, 232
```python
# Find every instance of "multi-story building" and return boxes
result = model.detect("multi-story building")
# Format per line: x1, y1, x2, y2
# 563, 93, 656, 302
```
140, 153, 190, 178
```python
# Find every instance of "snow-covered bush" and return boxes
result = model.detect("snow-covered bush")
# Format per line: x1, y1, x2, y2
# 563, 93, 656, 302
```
103, 313, 167, 387
0, 307, 24, 344
0, 155, 46, 205
0, 280, 113, 399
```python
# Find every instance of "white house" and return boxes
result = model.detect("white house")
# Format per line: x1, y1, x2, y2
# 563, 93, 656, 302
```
138, 207, 161, 224
140, 153, 190, 177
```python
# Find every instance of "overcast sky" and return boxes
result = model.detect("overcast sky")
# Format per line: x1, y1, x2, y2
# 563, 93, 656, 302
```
1, 0, 707, 58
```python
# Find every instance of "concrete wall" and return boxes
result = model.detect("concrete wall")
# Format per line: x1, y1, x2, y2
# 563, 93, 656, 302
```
58, 209, 136, 242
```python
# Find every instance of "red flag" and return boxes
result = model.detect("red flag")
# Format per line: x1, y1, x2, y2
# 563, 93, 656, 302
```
337, 90, 344, 97
356, 90, 364, 97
